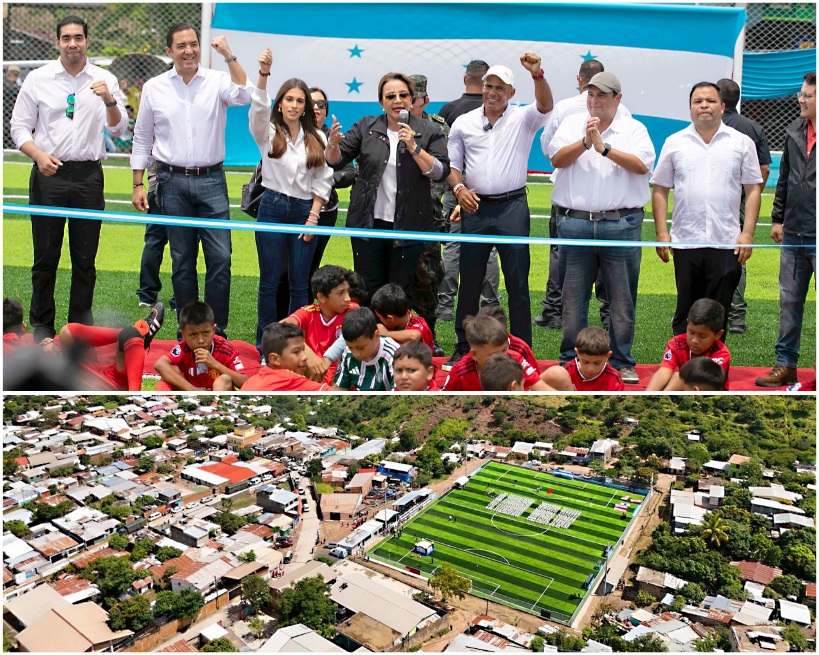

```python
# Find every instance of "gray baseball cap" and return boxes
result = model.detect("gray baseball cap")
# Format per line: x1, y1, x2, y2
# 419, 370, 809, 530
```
584, 71, 621, 95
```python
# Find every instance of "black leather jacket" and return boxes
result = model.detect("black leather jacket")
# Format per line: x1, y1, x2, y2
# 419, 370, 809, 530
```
772, 117, 816, 238
333, 113, 450, 240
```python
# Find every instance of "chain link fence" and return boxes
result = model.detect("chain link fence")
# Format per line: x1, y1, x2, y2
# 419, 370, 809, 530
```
3, 2, 815, 151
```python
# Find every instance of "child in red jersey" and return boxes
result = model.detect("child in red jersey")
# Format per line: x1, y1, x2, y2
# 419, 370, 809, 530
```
647, 298, 731, 391
370, 283, 434, 351
478, 305, 540, 374
243, 323, 329, 391
443, 314, 554, 391
4, 298, 164, 391
542, 326, 624, 392
679, 357, 726, 392
393, 340, 439, 391
155, 301, 247, 391
479, 352, 525, 391
282, 265, 358, 382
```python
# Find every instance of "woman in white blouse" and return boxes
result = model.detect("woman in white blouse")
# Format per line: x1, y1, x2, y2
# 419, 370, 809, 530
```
249, 48, 333, 356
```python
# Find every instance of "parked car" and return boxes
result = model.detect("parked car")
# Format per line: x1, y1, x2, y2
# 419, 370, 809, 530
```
148, 512, 162, 521
302, 504, 311, 512
250, 477, 261, 485
283, 550, 293, 564
329, 547, 347, 559
276, 537, 293, 548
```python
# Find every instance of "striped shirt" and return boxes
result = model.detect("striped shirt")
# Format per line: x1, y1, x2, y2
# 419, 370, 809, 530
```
333, 336, 400, 391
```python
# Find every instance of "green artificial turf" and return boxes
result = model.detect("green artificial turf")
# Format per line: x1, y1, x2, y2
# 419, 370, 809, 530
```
368, 461, 643, 622
3, 155, 813, 369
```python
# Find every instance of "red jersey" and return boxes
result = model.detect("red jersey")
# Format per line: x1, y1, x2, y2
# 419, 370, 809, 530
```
563, 359, 624, 392
507, 335, 540, 373
401, 312, 435, 351
660, 333, 731, 389
289, 302, 359, 356
443, 350, 541, 391
164, 335, 245, 389
242, 366, 328, 391
3, 332, 21, 354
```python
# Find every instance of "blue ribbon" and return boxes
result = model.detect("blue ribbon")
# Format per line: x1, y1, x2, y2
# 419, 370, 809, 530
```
3, 203, 809, 249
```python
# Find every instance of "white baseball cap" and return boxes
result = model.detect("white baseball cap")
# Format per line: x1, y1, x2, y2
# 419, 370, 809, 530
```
482, 65, 515, 88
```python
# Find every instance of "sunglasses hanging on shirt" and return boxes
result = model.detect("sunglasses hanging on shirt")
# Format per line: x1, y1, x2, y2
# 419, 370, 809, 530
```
66, 93, 75, 120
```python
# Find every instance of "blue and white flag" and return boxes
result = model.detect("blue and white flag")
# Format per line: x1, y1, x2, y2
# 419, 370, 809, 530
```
212, 2, 746, 168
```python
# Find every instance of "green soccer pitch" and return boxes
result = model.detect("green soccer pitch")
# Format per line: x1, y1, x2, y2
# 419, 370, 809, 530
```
368, 461, 647, 624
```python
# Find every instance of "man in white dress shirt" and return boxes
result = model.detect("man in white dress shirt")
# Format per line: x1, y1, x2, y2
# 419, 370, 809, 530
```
535, 59, 632, 331
547, 72, 654, 384
131, 23, 252, 336
444, 53, 553, 369
652, 81, 762, 337
11, 15, 127, 342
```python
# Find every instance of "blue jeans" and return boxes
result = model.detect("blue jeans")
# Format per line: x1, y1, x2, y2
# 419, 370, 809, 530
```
136, 190, 167, 304
775, 232, 816, 368
156, 169, 232, 332
557, 211, 643, 368
255, 190, 316, 352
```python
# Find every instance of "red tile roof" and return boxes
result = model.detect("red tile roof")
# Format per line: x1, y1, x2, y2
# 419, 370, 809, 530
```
732, 560, 782, 585
71, 548, 127, 569
804, 583, 816, 599
200, 462, 256, 484
157, 640, 198, 652
49, 576, 95, 597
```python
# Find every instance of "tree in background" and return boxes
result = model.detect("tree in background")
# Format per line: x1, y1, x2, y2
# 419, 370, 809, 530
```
764, 574, 802, 599
699, 513, 731, 549
238, 550, 257, 563
200, 637, 234, 652
156, 546, 182, 562
781, 624, 808, 652
238, 448, 254, 462
429, 563, 470, 604
5, 520, 30, 538
108, 595, 152, 632
242, 574, 272, 614
276, 576, 335, 637
247, 616, 267, 639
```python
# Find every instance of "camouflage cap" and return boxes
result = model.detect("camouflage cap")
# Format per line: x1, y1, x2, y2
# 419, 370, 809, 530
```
408, 74, 428, 98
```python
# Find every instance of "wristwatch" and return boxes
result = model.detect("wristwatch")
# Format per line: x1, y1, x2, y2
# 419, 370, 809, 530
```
601, 143, 612, 157
412, 143, 422, 155
224, 54, 237, 63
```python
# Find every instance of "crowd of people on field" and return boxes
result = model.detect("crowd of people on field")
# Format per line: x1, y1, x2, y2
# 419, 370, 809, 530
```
3, 15, 816, 392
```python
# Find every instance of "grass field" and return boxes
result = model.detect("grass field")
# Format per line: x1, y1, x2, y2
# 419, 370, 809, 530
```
3, 154, 814, 369
368, 461, 642, 623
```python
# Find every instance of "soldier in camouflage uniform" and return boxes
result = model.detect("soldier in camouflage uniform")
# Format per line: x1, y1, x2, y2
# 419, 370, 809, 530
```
408, 74, 447, 356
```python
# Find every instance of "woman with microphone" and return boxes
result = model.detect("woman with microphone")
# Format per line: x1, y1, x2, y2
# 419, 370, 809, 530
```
325, 73, 450, 304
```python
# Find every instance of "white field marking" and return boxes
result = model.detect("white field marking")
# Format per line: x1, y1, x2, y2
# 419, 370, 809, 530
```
463, 548, 511, 566
530, 579, 555, 611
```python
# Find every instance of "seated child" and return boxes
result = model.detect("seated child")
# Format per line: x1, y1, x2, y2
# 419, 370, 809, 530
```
479, 305, 539, 373
479, 352, 525, 391
679, 357, 726, 392
330, 307, 400, 391
154, 301, 247, 391
646, 298, 730, 391
442, 314, 553, 391
4, 299, 164, 391
345, 269, 369, 307
393, 340, 439, 391
542, 326, 624, 391
243, 323, 329, 391
370, 283, 434, 351
283, 265, 357, 381
3, 298, 29, 354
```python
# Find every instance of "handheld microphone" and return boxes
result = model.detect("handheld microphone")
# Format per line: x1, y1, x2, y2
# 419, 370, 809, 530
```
398, 109, 409, 153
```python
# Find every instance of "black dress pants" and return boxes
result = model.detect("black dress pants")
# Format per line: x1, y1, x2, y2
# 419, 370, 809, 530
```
29, 161, 104, 341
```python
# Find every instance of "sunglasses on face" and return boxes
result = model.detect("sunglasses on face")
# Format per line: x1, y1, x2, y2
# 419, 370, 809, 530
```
383, 91, 411, 101
314, 100, 327, 109
66, 93, 75, 120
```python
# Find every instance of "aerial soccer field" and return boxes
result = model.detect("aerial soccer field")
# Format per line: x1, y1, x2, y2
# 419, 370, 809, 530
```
369, 461, 647, 623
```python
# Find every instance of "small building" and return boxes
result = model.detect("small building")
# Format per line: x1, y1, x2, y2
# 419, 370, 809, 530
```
319, 493, 362, 522
731, 560, 783, 586
751, 497, 806, 518
777, 599, 812, 626
377, 461, 414, 484
590, 439, 618, 463
15, 601, 132, 652
257, 487, 300, 514
635, 567, 687, 599
258, 623, 345, 653
667, 457, 687, 475
346, 471, 376, 496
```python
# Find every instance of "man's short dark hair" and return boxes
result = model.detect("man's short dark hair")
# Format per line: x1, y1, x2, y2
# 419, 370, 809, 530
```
575, 326, 610, 356
178, 301, 214, 328
480, 352, 523, 391
261, 322, 304, 361
465, 60, 490, 86
344, 270, 368, 305
312, 265, 348, 299
680, 357, 726, 391
689, 81, 722, 104
716, 78, 740, 109
166, 22, 200, 49
3, 298, 24, 335
477, 305, 508, 332
341, 307, 378, 342
464, 314, 507, 348
578, 60, 604, 85
394, 340, 432, 368
57, 16, 88, 39
371, 283, 410, 318
687, 298, 724, 333
805, 71, 816, 86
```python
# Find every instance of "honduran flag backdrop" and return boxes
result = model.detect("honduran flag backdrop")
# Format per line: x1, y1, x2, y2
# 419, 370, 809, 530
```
208, 2, 746, 170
